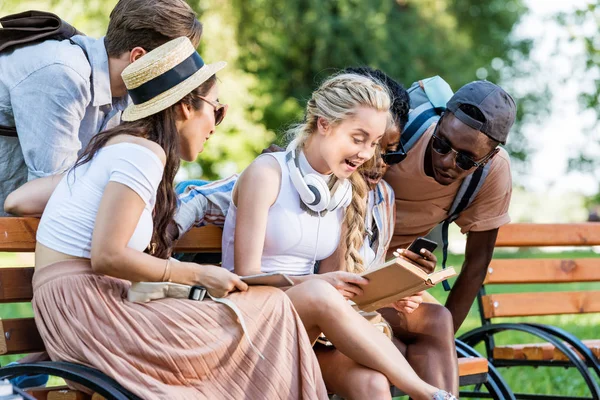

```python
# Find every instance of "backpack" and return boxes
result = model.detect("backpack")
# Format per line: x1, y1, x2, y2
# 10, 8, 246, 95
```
403, 76, 494, 290
0, 10, 84, 138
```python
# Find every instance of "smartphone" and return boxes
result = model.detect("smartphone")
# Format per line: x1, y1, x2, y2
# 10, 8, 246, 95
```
241, 272, 294, 287
406, 237, 438, 256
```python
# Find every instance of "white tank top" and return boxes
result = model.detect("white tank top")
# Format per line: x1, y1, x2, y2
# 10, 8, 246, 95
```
221, 151, 344, 275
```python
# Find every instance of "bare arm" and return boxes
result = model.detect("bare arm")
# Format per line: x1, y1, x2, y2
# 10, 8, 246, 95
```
310, 218, 368, 298
4, 174, 64, 216
91, 181, 247, 297
445, 228, 498, 332
232, 156, 281, 276
317, 222, 347, 274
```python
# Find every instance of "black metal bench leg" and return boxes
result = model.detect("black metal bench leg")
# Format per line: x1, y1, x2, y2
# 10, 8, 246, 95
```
460, 324, 600, 400
456, 339, 516, 400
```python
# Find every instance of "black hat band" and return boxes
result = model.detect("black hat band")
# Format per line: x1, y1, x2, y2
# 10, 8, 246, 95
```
128, 52, 204, 105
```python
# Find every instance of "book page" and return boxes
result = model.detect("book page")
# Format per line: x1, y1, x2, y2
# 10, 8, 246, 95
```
353, 257, 456, 312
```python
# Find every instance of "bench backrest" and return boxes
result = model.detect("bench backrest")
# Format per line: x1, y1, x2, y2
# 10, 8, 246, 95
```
0, 217, 223, 359
479, 223, 600, 321
4, 219, 600, 356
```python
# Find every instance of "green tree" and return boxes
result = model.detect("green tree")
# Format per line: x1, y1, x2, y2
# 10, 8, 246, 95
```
230, 0, 544, 165
1, 0, 546, 178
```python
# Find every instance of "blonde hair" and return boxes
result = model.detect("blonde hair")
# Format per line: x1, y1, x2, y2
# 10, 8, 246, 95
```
286, 73, 391, 273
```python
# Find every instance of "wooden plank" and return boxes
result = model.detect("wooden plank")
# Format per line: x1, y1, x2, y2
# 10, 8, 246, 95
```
496, 223, 600, 247
0, 217, 38, 252
174, 225, 223, 253
0, 318, 45, 355
481, 291, 600, 318
47, 390, 90, 400
493, 343, 553, 360
0, 267, 34, 303
458, 357, 488, 376
0, 217, 222, 253
554, 339, 600, 361
484, 258, 600, 284
28, 388, 98, 400
494, 340, 600, 362
27, 386, 70, 400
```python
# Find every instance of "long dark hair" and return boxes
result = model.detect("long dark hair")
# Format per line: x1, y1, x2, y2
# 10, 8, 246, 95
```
72, 75, 217, 259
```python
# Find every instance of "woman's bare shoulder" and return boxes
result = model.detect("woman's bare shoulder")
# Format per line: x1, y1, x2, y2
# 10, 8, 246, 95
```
105, 135, 166, 166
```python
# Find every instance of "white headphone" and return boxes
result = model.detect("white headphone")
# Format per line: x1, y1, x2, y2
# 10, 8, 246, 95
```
285, 138, 352, 214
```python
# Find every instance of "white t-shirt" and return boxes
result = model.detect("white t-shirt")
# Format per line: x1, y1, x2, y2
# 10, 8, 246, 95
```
37, 143, 164, 258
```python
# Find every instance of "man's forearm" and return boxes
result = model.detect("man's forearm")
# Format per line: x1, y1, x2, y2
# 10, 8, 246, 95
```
445, 260, 488, 332
444, 229, 499, 332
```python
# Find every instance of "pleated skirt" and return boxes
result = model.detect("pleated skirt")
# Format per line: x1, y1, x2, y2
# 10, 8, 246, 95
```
32, 260, 327, 399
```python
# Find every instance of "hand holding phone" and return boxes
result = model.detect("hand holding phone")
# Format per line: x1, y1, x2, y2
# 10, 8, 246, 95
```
394, 237, 439, 274
406, 237, 438, 255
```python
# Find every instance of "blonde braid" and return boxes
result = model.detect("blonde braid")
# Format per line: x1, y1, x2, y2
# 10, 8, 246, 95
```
344, 172, 369, 273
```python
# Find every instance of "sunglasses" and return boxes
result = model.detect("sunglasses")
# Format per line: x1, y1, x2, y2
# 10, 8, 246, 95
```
381, 141, 407, 166
198, 96, 228, 126
431, 126, 497, 170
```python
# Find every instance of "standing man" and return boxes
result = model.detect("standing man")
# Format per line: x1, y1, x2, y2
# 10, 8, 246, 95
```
0, 0, 203, 215
384, 80, 516, 331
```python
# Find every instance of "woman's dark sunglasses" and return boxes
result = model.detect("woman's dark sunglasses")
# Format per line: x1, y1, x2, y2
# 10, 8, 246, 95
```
431, 126, 496, 170
198, 96, 228, 126
381, 141, 407, 166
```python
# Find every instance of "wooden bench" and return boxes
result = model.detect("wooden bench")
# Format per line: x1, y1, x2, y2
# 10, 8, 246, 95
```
459, 223, 600, 400
0, 217, 509, 399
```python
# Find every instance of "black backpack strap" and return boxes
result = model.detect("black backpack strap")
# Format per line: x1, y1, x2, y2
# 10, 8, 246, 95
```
0, 12, 86, 138
0, 125, 17, 137
440, 160, 494, 291
0, 10, 82, 52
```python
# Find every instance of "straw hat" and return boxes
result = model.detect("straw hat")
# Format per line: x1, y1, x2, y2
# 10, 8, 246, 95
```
121, 37, 226, 121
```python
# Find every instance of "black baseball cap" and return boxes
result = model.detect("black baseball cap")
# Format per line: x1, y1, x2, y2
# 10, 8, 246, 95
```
446, 80, 516, 145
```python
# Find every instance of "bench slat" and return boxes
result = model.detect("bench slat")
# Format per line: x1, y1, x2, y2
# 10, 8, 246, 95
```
457, 357, 488, 375
0, 267, 34, 302
484, 258, 600, 284
28, 387, 94, 400
0, 218, 38, 252
493, 339, 600, 361
495, 223, 600, 247
0, 217, 222, 253
481, 291, 600, 318
174, 225, 223, 253
0, 317, 45, 355
47, 390, 90, 400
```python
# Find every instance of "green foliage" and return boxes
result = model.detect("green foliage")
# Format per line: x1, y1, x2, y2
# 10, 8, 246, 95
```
230, 0, 542, 164
1, 0, 545, 177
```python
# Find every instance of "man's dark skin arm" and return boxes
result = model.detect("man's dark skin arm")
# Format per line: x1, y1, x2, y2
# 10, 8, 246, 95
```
445, 228, 499, 332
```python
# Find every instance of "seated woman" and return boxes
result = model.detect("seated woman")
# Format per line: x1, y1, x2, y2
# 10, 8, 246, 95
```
222, 71, 455, 400
6, 38, 327, 399
316, 67, 459, 399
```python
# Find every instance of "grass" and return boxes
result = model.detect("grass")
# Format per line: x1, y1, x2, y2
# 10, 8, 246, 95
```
1, 250, 599, 396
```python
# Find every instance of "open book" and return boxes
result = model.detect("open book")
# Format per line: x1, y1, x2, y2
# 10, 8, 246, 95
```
352, 258, 456, 312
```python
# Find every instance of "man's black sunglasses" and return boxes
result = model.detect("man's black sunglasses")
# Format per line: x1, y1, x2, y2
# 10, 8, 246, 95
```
381, 141, 407, 166
431, 125, 497, 170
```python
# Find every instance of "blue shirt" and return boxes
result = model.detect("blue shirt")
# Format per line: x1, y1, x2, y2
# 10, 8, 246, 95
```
0, 35, 128, 216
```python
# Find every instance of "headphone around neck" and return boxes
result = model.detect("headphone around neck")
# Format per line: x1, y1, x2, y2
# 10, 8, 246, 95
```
285, 138, 352, 214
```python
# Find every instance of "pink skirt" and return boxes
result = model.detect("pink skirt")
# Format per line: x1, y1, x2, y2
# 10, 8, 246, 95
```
32, 260, 327, 399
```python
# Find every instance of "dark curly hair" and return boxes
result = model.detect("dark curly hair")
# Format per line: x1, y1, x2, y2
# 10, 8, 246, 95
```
342, 66, 410, 132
